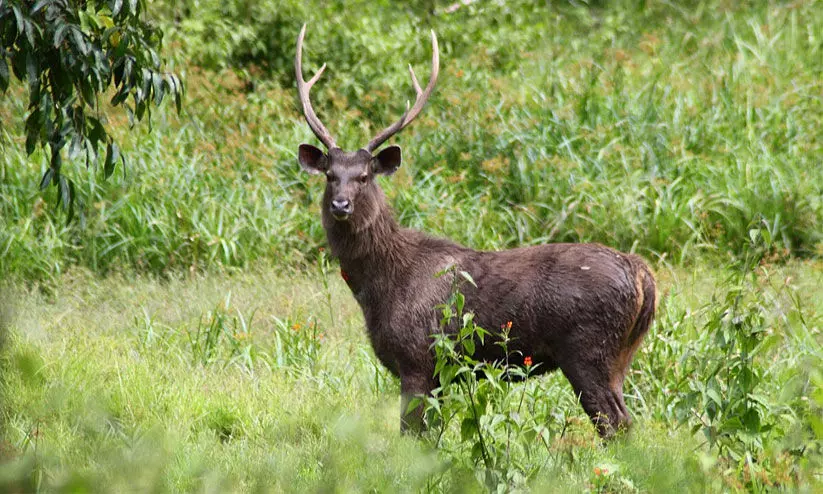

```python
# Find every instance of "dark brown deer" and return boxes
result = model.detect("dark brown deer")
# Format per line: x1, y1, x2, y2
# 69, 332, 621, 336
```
295, 25, 656, 437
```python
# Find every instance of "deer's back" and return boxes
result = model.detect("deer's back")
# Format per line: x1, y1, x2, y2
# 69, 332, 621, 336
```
359, 236, 651, 376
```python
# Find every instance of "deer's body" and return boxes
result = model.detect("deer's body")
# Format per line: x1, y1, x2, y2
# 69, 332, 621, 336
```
295, 28, 656, 437
325, 177, 656, 435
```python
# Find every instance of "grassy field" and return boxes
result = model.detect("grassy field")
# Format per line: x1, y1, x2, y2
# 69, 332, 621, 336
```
1, 0, 822, 491
1, 261, 822, 491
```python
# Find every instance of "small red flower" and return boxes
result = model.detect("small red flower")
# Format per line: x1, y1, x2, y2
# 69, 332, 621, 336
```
501, 321, 512, 330
524, 356, 533, 367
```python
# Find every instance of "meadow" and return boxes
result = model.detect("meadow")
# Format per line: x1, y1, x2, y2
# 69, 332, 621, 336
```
1, 0, 822, 491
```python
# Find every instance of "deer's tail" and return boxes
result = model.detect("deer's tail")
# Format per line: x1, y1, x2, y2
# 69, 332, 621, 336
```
627, 258, 657, 349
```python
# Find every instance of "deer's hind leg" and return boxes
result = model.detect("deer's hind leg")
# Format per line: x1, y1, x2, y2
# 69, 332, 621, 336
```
559, 357, 631, 438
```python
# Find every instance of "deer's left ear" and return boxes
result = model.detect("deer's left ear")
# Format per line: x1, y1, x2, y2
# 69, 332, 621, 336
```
298, 144, 327, 174
372, 145, 402, 175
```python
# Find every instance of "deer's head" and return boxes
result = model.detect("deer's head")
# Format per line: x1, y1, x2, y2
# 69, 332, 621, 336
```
295, 25, 439, 225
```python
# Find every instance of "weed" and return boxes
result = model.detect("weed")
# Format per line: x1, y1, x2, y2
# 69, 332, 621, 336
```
186, 292, 259, 369
420, 266, 560, 491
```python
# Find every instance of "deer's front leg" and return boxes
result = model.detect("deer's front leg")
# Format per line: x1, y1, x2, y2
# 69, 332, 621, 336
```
399, 372, 435, 434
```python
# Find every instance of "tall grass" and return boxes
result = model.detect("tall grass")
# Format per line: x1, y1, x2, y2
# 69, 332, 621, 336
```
2, 0, 821, 283
1, 1, 822, 491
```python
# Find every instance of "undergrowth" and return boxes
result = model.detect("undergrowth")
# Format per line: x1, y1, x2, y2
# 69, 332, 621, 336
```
2, 0, 822, 282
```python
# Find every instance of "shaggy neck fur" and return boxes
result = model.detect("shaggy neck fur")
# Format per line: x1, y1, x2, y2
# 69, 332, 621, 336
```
322, 186, 415, 281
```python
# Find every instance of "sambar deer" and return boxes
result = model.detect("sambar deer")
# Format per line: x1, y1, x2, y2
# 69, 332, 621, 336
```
295, 25, 656, 437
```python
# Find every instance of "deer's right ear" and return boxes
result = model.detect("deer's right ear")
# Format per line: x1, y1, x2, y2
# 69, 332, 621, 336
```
298, 144, 327, 175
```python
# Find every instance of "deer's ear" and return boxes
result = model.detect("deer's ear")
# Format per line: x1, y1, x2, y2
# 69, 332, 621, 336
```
372, 145, 402, 175
298, 144, 327, 174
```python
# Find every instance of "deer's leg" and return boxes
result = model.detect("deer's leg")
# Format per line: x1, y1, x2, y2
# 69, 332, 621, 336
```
608, 367, 632, 430
560, 359, 630, 438
399, 372, 435, 434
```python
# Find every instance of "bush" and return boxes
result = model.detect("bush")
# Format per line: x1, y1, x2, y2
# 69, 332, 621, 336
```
0, 0, 181, 215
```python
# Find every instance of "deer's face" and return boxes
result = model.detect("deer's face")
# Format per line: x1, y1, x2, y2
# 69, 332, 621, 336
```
295, 25, 435, 225
298, 144, 401, 222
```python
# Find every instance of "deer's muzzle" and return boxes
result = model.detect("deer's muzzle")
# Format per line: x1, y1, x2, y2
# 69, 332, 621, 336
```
330, 198, 353, 220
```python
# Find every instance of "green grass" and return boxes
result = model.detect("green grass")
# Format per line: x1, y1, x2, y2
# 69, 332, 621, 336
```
2, 0, 822, 282
1, 0, 823, 491
1, 261, 821, 491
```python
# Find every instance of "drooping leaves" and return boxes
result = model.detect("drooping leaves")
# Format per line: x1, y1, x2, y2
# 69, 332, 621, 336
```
0, 0, 183, 217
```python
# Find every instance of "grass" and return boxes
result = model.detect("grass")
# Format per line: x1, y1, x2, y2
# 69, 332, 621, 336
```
1, 260, 822, 491
1, 0, 822, 491
2, 0, 822, 282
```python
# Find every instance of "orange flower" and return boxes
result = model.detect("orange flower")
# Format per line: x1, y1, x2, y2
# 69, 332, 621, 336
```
594, 467, 602, 476
524, 356, 533, 367
501, 321, 512, 330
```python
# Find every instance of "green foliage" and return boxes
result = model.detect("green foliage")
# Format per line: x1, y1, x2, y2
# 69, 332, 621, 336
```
1, 266, 822, 491
676, 225, 777, 460
0, 263, 823, 493
0, 0, 822, 490
422, 268, 552, 490
2, 0, 822, 282
628, 230, 823, 488
0, 0, 181, 216
185, 292, 257, 367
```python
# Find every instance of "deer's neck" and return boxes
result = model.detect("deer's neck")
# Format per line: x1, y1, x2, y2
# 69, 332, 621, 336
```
325, 205, 411, 269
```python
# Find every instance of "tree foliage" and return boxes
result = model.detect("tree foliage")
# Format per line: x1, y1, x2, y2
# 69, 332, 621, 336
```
0, 0, 181, 217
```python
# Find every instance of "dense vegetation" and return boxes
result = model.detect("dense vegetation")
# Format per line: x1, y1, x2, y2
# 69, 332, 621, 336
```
0, 0, 182, 218
1, 0, 821, 491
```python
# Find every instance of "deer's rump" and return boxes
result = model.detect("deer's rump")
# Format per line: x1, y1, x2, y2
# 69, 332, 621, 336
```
448, 243, 653, 370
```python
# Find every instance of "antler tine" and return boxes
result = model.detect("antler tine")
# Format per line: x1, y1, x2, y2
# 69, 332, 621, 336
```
365, 30, 440, 153
295, 24, 337, 149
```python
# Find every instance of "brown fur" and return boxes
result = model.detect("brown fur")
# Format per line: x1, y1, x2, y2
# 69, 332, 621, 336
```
298, 147, 657, 437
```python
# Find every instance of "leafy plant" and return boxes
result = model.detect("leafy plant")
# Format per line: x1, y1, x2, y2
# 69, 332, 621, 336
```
419, 266, 558, 490
186, 292, 258, 368
269, 315, 323, 371
0, 0, 182, 215
672, 221, 784, 483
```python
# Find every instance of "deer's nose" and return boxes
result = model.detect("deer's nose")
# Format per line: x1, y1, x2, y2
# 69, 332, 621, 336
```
331, 198, 353, 216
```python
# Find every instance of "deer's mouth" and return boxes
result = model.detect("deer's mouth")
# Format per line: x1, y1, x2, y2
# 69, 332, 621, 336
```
330, 206, 352, 221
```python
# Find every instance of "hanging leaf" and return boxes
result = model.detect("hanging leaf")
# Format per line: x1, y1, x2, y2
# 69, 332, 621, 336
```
0, 57, 9, 93
39, 167, 54, 190
58, 173, 70, 208
104, 141, 120, 178
53, 23, 69, 48
12, 6, 24, 35
66, 179, 76, 223
152, 70, 163, 104
31, 0, 51, 15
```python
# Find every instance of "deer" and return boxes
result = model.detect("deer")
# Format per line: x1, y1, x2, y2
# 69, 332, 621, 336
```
294, 25, 656, 438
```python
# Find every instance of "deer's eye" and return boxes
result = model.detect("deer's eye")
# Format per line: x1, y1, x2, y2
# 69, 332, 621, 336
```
325, 172, 338, 182
358, 173, 369, 183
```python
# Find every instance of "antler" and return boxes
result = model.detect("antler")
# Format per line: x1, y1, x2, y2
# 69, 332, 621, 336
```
295, 24, 337, 149
364, 30, 440, 153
